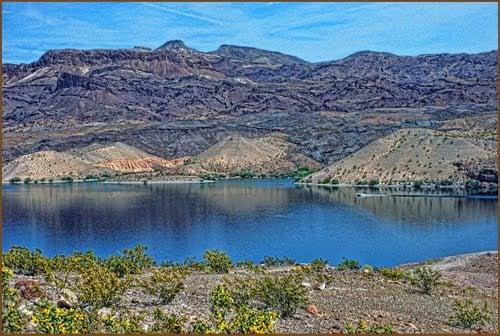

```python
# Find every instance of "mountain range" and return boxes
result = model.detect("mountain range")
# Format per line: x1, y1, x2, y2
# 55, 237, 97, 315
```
2, 40, 497, 183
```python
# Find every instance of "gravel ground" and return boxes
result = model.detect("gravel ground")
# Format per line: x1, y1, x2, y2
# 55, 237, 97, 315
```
11, 251, 498, 333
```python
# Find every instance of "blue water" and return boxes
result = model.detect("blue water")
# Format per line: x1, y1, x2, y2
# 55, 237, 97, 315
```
2, 179, 498, 266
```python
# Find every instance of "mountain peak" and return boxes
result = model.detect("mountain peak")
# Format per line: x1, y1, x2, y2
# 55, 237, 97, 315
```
156, 40, 189, 51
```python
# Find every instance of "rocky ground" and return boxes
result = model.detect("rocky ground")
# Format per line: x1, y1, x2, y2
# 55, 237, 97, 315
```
8, 251, 498, 333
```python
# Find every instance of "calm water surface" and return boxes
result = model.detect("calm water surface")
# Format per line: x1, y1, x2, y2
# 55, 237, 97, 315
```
2, 179, 497, 266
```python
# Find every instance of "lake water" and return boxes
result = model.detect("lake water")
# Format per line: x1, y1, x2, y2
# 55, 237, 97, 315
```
2, 179, 498, 266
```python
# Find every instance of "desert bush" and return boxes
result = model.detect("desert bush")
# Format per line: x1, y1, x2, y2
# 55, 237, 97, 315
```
320, 177, 331, 184
100, 310, 144, 333
204, 250, 233, 274
231, 305, 278, 333
310, 258, 328, 272
140, 267, 187, 304
76, 265, 130, 309
235, 260, 262, 272
337, 257, 360, 270
223, 276, 258, 306
60, 176, 73, 183
369, 179, 379, 186
50, 251, 101, 273
23, 177, 32, 184
210, 284, 235, 314
150, 308, 186, 333
105, 245, 155, 277
343, 320, 395, 334
2, 267, 27, 333
191, 319, 213, 333
465, 179, 481, 189
3, 246, 51, 275
9, 177, 21, 183
292, 167, 314, 181
409, 267, 441, 294
253, 274, 307, 317
449, 299, 492, 329
204, 285, 279, 333
262, 256, 297, 267
32, 299, 89, 333
378, 267, 407, 280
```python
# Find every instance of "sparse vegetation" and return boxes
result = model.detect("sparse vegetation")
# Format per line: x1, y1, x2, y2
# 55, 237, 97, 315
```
9, 177, 21, 183
337, 258, 360, 270
204, 250, 233, 274
449, 299, 492, 329
409, 267, 441, 294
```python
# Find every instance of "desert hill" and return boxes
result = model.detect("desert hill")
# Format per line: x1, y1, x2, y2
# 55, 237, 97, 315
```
2, 142, 189, 181
194, 134, 320, 175
304, 128, 497, 185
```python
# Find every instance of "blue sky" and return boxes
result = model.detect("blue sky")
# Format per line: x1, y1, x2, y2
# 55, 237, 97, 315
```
2, 2, 498, 64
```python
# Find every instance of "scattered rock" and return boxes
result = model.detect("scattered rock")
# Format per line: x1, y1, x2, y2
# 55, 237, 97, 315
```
14, 279, 41, 300
57, 298, 73, 309
306, 304, 321, 316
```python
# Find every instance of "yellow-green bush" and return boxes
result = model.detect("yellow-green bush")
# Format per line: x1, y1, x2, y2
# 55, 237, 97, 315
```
343, 320, 395, 334
210, 284, 235, 314
100, 310, 144, 333
204, 250, 233, 274
409, 267, 441, 294
378, 267, 407, 280
76, 265, 130, 309
2, 266, 27, 333
3, 246, 51, 275
449, 299, 492, 329
231, 305, 278, 333
150, 308, 186, 333
105, 245, 155, 277
32, 299, 89, 333
140, 267, 187, 304
253, 274, 307, 317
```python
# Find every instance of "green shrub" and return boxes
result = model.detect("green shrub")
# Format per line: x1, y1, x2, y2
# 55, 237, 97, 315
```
378, 267, 407, 280
76, 266, 130, 309
204, 250, 233, 274
105, 245, 155, 277
191, 319, 213, 333
9, 177, 21, 183
140, 268, 187, 304
449, 299, 492, 329
60, 176, 73, 183
3, 246, 51, 275
231, 305, 278, 333
23, 177, 32, 184
262, 256, 297, 267
368, 179, 379, 186
253, 274, 307, 317
413, 180, 424, 188
2, 267, 27, 333
320, 177, 331, 184
223, 276, 257, 306
409, 267, 441, 294
235, 260, 262, 272
210, 284, 234, 314
32, 299, 89, 333
344, 320, 395, 334
100, 310, 144, 333
310, 258, 328, 272
465, 179, 481, 189
292, 167, 314, 181
150, 308, 186, 333
50, 251, 101, 273
337, 258, 360, 270
204, 285, 279, 333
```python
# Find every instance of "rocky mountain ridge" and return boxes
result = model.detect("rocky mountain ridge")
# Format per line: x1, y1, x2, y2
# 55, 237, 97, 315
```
2, 40, 497, 180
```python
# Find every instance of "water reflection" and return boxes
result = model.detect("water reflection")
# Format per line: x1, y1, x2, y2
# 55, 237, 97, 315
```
2, 180, 497, 266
